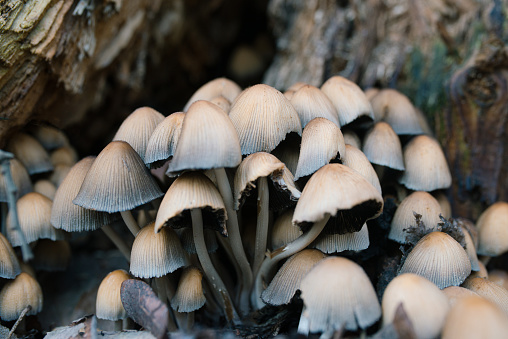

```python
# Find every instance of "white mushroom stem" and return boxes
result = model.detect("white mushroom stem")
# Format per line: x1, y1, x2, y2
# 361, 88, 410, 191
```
101, 224, 131, 261
120, 210, 141, 236
214, 167, 253, 314
114, 320, 123, 332
253, 176, 269, 276
252, 213, 331, 309
191, 208, 240, 323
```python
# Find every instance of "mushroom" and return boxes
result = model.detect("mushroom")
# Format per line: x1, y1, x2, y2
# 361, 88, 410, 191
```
476, 201, 508, 258
289, 84, 340, 128
183, 77, 242, 112
0, 272, 43, 323
270, 209, 302, 251
7, 133, 53, 175
362, 121, 405, 171
50, 145, 78, 167
310, 223, 369, 254
488, 270, 508, 290
341, 144, 382, 194
171, 267, 207, 331
462, 277, 508, 316
96, 269, 131, 331
144, 112, 185, 169
0, 232, 21, 279
442, 286, 479, 306
342, 128, 362, 149
29, 125, 69, 151
33, 179, 57, 200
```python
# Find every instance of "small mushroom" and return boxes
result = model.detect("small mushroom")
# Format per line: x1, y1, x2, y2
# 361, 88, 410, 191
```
0, 272, 43, 321
96, 269, 131, 331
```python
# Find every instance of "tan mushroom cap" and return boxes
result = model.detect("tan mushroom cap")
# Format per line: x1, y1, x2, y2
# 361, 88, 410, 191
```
183, 77, 242, 112
30, 125, 69, 150
461, 225, 480, 271
145, 112, 185, 168
476, 202, 508, 257
342, 129, 362, 149
382, 273, 450, 339
388, 191, 442, 244
300, 256, 381, 332
289, 85, 340, 128
155, 171, 227, 235
271, 209, 302, 251
293, 163, 383, 234
96, 269, 131, 321
51, 156, 119, 232
468, 260, 488, 279
210, 96, 231, 113
399, 135, 452, 191
311, 223, 369, 254
34, 180, 56, 200
73, 141, 163, 213
320, 76, 374, 126
462, 277, 508, 316
341, 144, 382, 194
442, 296, 508, 339
32, 239, 71, 272
7, 192, 64, 246
364, 88, 379, 101
0, 272, 43, 321
167, 100, 241, 176
50, 146, 78, 167
171, 267, 206, 313
362, 122, 405, 170
0, 158, 32, 202
295, 118, 345, 180
7, 133, 53, 175
433, 191, 452, 218
488, 270, 508, 290
49, 164, 72, 187
130, 222, 186, 278
287, 82, 308, 92
229, 84, 302, 155
261, 249, 326, 306
0, 232, 21, 279
399, 231, 471, 289
442, 286, 479, 306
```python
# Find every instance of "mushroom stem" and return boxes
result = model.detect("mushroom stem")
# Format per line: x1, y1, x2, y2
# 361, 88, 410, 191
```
114, 320, 123, 332
120, 210, 141, 236
101, 224, 131, 261
252, 213, 331, 309
191, 208, 240, 324
253, 176, 269, 276
213, 167, 253, 314
9, 305, 30, 337
154, 277, 180, 331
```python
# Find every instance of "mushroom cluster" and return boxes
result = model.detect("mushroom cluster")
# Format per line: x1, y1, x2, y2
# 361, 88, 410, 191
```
1, 77, 508, 338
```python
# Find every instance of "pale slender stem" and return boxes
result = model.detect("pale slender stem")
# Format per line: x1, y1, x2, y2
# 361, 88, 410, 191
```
9, 305, 30, 337
215, 234, 243, 299
191, 208, 240, 323
101, 224, 131, 261
120, 210, 140, 236
214, 168, 252, 314
253, 177, 269, 276
186, 312, 194, 331
114, 320, 122, 332
252, 214, 331, 309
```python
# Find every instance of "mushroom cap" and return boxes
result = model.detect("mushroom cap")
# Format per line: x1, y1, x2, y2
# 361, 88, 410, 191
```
130, 222, 186, 278
310, 223, 369, 254
462, 277, 508, 316
342, 129, 362, 149
442, 286, 479, 306
7, 133, 53, 175
442, 296, 508, 339
320, 76, 374, 126
399, 135, 452, 191
461, 225, 480, 271
73, 141, 163, 213
295, 118, 345, 180
0, 232, 21, 279
29, 125, 69, 150
0, 272, 43, 321
32, 239, 71, 272
50, 146, 78, 167
341, 144, 382, 194
261, 249, 326, 306
96, 269, 130, 321
229, 84, 302, 155
382, 273, 450, 339
171, 267, 206, 313
488, 270, 508, 290
210, 96, 231, 113
433, 191, 452, 218
289, 85, 340, 128
0, 158, 32, 202
34, 180, 57, 200
113, 107, 165, 162
389, 191, 442, 244
364, 88, 379, 101
476, 202, 508, 257
49, 164, 72, 187
7, 192, 64, 246
154, 171, 227, 235
144, 113, 185, 168
51, 156, 119, 232
286, 82, 308, 92
399, 231, 471, 288
300, 256, 381, 332
167, 100, 241, 175
293, 163, 383, 234
271, 209, 302, 251
362, 122, 405, 170
183, 77, 242, 112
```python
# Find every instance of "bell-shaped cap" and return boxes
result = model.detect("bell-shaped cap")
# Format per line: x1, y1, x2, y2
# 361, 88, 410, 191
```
442, 286, 479, 306
434, 191, 452, 218
96, 269, 130, 321
0, 232, 21, 279
382, 273, 450, 339
167, 100, 241, 175
488, 270, 508, 290
171, 267, 206, 313
113, 107, 165, 162
271, 209, 302, 250
32, 239, 71, 272
341, 145, 382, 194
311, 223, 369, 254
362, 122, 404, 170
399, 135, 452, 191
50, 146, 78, 167
0, 272, 43, 321
476, 202, 508, 257
342, 129, 362, 149
210, 96, 231, 113
289, 85, 339, 128
7, 133, 53, 175
183, 77, 242, 112
73, 141, 163, 213
261, 249, 326, 306
234, 152, 300, 211
49, 164, 72, 188
229, 84, 302, 155
320, 76, 374, 126
155, 171, 227, 235
287, 82, 308, 92
51, 157, 119, 232
462, 277, 508, 316
389, 191, 442, 244
30, 125, 69, 150
0, 158, 32, 202
145, 113, 185, 169
299, 256, 381, 333
34, 180, 56, 200
293, 164, 383, 234
7, 192, 64, 246
295, 118, 345, 180
130, 222, 186, 278
399, 231, 471, 288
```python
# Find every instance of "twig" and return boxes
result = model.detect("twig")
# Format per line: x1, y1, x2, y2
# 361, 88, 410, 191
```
8, 305, 31, 338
